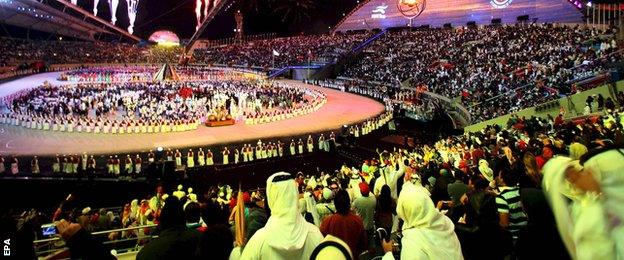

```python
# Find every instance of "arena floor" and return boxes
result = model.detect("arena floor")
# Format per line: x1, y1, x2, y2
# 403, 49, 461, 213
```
0, 72, 385, 156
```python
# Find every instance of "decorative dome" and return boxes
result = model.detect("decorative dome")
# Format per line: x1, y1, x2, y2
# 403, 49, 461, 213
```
148, 30, 180, 46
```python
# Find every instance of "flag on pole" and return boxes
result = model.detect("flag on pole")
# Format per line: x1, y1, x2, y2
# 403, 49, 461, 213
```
272, 49, 280, 56
234, 184, 246, 247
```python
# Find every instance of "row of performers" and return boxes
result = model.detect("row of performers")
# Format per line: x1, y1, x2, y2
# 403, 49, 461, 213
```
0, 114, 201, 134
4, 112, 393, 175
59, 73, 153, 83
164, 135, 332, 168
94, 135, 334, 175
242, 99, 326, 125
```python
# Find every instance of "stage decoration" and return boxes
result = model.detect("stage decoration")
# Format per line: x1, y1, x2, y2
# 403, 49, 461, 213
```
127, 0, 139, 34
107, 0, 119, 24
490, 0, 512, 9
149, 30, 180, 46
397, 0, 426, 20
93, 0, 99, 15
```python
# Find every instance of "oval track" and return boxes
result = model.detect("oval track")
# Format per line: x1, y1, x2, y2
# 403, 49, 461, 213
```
0, 73, 385, 155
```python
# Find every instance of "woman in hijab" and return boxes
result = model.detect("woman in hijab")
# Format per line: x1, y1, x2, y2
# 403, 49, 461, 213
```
542, 151, 624, 259
382, 182, 463, 260
239, 172, 323, 260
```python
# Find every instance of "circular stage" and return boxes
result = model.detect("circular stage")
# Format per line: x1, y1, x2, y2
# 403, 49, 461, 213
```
0, 72, 385, 156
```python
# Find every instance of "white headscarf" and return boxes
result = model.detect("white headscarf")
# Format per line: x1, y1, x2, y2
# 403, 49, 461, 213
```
240, 172, 323, 260
542, 156, 617, 260
396, 183, 463, 260
478, 159, 493, 182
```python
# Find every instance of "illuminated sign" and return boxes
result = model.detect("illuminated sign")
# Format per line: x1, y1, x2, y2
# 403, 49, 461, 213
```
371, 3, 388, 19
490, 0, 512, 9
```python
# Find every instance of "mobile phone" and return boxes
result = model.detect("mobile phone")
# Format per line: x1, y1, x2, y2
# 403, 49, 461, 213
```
41, 223, 57, 236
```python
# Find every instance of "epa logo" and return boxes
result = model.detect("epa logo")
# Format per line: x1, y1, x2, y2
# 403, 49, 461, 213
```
3, 238, 9, 256
491, 0, 512, 9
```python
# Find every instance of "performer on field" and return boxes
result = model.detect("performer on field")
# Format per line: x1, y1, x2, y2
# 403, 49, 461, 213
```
290, 140, 296, 155
107, 156, 114, 175
134, 155, 142, 175
223, 147, 230, 165
206, 149, 214, 165
125, 155, 133, 175
148, 150, 155, 164
52, 155, 60, 174
87, 155, 96, 173
198, 148, 206, 166
318, 134, 325, 151
166, 149, 174, 161
234, 148, 240, 164
298, 139, 304, 154
307, 135, 314, 153
113, 155, 120, 176
242, 144, 249, 162
31, 156, 40, 175
187, 149, 195, 168
175, 149, 182, 167
81, 152, 88, 172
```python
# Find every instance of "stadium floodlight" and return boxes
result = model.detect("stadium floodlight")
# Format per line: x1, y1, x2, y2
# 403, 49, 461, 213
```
127, 0, 139, 34
107, 0, 119, 24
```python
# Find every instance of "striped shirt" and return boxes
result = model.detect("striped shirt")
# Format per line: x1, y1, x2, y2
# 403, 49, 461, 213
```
496, 186, 528, 239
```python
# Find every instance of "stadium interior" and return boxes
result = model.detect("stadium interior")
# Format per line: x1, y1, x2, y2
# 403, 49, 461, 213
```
1, 0, 624, 259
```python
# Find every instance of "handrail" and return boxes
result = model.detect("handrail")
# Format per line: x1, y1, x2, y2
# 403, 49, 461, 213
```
33, 224, 158, 244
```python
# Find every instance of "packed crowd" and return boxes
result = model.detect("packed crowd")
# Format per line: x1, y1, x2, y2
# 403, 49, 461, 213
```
341, 24, 621, 121
0, 37, 181, 65
1, 77, 326, 133
25, 105, 624, 259
311, 79, 439, 121
192, 31, 372, 68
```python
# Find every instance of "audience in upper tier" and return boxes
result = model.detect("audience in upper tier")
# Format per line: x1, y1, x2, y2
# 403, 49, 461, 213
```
192, 31, 372, 68
0, 37, 182, 65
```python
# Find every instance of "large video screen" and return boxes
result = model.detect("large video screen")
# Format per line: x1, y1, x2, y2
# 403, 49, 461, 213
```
335, 0, 583, 31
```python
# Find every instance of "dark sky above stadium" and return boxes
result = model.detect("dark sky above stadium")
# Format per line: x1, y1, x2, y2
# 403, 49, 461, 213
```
78, 0, 360, 40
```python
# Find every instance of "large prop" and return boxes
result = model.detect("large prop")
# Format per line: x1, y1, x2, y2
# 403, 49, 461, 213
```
397, 0, 426, 26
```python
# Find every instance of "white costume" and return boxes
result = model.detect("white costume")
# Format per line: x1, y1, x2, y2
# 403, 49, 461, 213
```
239, 172, 323, 260
542, 154, 624, 260
382, 183, 463, 260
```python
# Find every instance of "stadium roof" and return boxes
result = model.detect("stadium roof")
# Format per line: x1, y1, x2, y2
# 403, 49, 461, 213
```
0, 0, 140, 42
